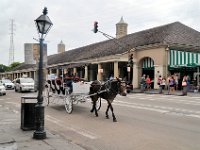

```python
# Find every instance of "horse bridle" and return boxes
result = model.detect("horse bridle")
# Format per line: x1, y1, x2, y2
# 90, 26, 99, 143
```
105, 80, 120, 95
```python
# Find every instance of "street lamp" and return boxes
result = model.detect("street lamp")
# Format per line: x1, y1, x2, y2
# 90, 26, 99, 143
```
33, 7, 53, 140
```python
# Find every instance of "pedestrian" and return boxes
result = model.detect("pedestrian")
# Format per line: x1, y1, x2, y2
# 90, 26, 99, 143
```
145, 75, 151, 90
175, 74, 179, 90
182, 75, 187, 95
157, 75, 162, 93
166, 74, 171, 94
186, 75, 190, 92
109, 74, 114, 80
140, 74, 146, 92
161, 77, 166, 90
169, 75, 175, 94
157, 75, 162, 86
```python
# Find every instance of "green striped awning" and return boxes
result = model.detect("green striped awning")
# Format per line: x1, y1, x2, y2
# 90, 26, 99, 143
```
142, 57, 154, 69
169, 49, 200, 67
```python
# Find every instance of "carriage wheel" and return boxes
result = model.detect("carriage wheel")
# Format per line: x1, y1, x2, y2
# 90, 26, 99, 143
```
43, 87, 50, 106
96, 98, 101, 111
64, 96, 73, 114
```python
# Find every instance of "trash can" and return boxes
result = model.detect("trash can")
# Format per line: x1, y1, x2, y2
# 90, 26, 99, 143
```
21, 96, 37, 130
182, 86, 187, 96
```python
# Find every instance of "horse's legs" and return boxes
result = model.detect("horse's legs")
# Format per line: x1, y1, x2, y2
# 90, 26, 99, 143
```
90, 100, 95, 113
109, 102, 117, 122
94, 101, 98, 117
105, 104, 110, 119
90, 98, 98, 117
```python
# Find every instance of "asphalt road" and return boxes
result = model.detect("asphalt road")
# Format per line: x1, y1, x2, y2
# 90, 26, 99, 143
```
1, 90, 200, 150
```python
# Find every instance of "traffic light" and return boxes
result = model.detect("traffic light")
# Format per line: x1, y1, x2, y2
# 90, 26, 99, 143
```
93, 21, 98, 33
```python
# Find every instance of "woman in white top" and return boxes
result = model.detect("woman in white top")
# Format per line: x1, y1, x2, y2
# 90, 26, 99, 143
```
161, 77, 166, 90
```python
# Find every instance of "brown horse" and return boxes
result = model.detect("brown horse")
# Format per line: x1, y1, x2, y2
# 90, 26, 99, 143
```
89, 78, 127, 122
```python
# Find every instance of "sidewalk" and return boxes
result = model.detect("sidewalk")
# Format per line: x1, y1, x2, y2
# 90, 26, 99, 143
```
0, 105, 85, 150
131, 88, 200, 97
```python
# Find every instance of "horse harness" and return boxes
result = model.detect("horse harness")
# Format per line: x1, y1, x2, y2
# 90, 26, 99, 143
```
90, 80, 120, 96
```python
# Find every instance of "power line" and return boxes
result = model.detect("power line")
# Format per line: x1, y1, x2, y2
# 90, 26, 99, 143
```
8, 19, 15, 65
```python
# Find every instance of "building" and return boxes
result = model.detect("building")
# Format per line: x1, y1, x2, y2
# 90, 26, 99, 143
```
57, 41, 65, 53
1, 19, 200, 90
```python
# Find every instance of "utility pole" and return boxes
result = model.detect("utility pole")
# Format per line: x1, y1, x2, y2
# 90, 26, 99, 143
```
9, 19, 15, 65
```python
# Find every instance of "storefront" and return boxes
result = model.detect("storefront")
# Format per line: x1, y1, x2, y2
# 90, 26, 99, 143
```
168, 49, 200, 91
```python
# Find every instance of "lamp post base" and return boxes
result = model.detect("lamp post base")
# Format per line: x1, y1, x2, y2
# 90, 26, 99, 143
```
33, 104, 46, 139
33, 130, 46, 139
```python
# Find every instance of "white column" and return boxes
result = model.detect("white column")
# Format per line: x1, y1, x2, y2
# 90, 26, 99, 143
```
97, 63, 102, 81
133, 63, 139, 88
84, 66, 88, 81
73, 68, 77, 75
114, 61, 119, 78
56, 69, 59, 78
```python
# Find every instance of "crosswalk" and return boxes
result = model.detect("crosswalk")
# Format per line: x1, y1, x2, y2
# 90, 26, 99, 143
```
115, 94, 200, 119
126, 94, 200, 106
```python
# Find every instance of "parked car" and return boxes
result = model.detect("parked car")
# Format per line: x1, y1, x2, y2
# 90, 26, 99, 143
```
0, 83, 6, 96
14, 77, 36, 92
0, 79, 15, 90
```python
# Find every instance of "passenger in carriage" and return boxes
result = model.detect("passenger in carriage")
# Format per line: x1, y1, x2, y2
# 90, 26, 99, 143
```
73, 73, 80, 83
64, 72, 73, 94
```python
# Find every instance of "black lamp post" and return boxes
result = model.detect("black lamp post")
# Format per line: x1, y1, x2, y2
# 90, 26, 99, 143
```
33, 7, 53, 140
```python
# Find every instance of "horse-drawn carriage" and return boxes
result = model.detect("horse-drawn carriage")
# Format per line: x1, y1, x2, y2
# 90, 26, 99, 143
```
44, 75, 127, 122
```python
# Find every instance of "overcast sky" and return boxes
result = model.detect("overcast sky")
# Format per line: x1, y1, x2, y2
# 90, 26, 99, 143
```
0, 0, 200, 65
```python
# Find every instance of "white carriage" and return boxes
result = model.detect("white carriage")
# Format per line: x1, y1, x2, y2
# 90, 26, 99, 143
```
44, 79, 101, 114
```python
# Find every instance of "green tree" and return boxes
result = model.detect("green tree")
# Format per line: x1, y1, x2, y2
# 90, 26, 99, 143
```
0, 64, 9, 72
0, 62, 21, 72
9, 62, 21, 69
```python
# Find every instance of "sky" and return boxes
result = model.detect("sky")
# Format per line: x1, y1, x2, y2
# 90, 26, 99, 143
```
0, 0, 200, 65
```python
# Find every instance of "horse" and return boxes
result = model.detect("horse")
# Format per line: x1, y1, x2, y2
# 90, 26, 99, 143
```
89, 78, 127, 122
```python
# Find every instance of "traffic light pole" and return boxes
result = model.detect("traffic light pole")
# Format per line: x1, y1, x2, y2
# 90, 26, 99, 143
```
93, 24, 134, 88
97, 30, 126, 50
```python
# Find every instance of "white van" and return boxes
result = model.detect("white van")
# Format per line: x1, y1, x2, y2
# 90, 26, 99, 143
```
14, 77, 35, 92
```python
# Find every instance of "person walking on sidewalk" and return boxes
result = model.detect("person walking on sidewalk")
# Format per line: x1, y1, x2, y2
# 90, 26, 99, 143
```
169, 75, 175, 94
166, 74, 171, 94
182, 75, 187, 95
140, 74, 146, 92
145, 75, 151, 91
157, 75, 162, 93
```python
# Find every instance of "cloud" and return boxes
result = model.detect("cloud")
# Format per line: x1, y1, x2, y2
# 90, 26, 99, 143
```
0, 0, 200, 65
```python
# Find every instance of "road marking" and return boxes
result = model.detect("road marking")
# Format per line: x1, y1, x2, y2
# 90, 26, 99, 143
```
114, 100, 200, 118
127, 95, 200, 106
46, 115, 98, 139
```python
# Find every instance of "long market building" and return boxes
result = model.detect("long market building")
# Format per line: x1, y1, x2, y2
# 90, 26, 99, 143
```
1, 19, 200, 90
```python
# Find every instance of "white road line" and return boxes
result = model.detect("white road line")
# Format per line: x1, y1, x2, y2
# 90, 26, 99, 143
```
114, 102, 168, 113
114, 100, 200, 118
127, 95, 200, 106
46, 115, 98, 139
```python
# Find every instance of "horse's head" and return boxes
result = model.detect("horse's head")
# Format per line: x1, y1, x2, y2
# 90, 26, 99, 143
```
109, 78, 127, 96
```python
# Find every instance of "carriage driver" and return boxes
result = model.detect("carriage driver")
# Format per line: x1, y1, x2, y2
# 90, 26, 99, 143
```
64, 72, 73, 94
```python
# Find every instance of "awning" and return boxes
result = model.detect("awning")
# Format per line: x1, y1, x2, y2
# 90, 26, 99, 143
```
142, 57, 154, 69
169, 49, 200, 67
